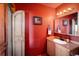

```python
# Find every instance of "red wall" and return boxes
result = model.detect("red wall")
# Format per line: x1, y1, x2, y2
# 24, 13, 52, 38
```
15, 3, 55, 56
0, 4, 5, 44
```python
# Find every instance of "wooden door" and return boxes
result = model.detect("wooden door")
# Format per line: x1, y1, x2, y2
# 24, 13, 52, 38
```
12, 10, 25, 56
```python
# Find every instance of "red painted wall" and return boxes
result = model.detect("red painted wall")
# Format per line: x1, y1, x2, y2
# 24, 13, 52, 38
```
0, 4, 6, 55
0, 4, 5, 44
15, 3, 55, 56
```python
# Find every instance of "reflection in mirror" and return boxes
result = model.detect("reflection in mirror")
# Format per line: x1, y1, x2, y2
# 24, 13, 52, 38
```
55, 12, 78, 36
69, 12, 77, 35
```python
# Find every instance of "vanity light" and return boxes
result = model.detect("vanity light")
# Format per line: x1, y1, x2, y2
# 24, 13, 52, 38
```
63, 10, 68, 12
57, 8, 74, 16
68, 8, 72, 11
60, 12, 63, 15
56, 13, 59, 15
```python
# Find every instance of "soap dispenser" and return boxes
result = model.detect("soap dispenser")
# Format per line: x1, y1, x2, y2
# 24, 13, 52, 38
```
48, 25, 52, 36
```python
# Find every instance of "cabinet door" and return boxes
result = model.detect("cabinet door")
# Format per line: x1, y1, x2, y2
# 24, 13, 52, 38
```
47, 40, 55, 56
55, 44, 69, 56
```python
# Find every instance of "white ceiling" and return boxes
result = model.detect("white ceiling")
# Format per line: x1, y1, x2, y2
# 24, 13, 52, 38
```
41, 3, 62, 8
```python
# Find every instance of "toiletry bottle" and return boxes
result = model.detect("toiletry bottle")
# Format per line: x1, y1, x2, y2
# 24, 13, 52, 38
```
58, 25, 61, 33
48, 25, 52, 36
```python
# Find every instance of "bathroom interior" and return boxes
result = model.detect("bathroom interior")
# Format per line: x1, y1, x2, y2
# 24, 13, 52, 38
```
0, 3, 79, 56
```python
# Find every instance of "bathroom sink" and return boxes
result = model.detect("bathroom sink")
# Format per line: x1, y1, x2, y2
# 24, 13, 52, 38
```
53, 39, 67, 44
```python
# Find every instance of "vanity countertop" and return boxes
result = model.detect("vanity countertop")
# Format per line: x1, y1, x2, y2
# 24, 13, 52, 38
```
59, 42, 79, 51
47, 36, 59, 41
47, 36, 79, 51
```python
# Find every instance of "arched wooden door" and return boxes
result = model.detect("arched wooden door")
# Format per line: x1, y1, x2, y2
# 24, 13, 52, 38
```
12, 10, 25, 56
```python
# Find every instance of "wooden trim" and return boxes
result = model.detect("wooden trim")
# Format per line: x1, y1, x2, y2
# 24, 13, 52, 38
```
0, 42, 7, 47
0, 42, 7, 55
4, 4, 8, 56
3, 4, 8, 43
10, 4, 15, 13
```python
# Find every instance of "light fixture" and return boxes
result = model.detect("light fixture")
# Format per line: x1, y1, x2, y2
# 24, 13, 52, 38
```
56, 13, 59, 15
59, 12, 62, 15
63, 10, 67, 12
68, 8, 72, 11
56, 7, 74, 16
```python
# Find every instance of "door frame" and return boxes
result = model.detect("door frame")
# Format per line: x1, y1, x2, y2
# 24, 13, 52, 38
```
6, 4, 13, 56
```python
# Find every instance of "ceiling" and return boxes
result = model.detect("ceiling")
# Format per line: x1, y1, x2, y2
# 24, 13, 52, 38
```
41, 3, 62, 8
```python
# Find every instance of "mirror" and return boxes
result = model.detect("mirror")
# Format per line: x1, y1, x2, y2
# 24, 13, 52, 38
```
55, 12, 79, 36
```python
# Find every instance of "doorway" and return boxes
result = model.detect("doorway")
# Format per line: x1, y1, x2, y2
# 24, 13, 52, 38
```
7, 4, 25, 56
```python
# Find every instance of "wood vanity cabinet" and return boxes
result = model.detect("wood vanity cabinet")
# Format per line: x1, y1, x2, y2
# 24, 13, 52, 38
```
47, 39, 79, 56
47, 39, 70, 56
47, 37, 70, 56
47, 39, 55, 56
55, 44, 70, 56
